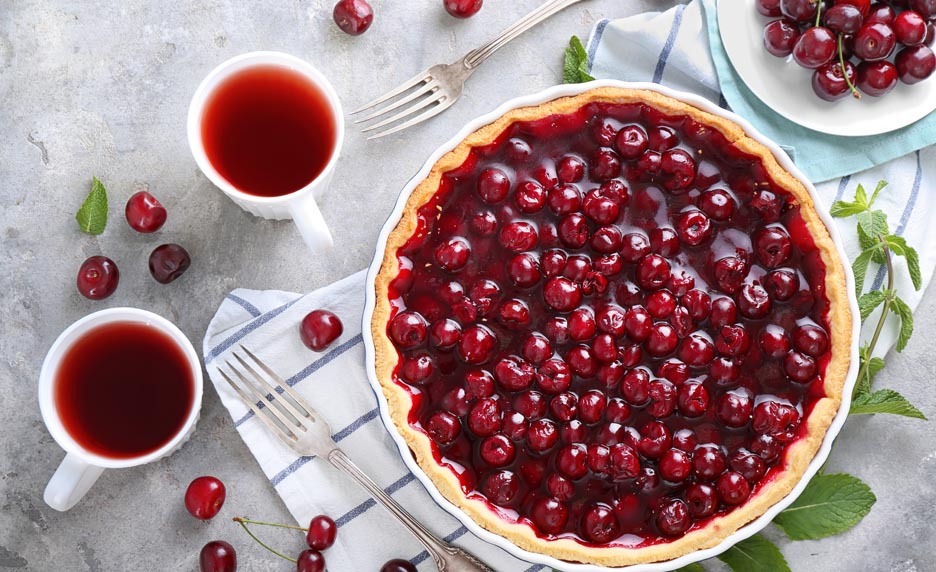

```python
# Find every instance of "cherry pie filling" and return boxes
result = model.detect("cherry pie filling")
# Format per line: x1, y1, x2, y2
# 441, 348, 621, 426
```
384, 101, 831, 548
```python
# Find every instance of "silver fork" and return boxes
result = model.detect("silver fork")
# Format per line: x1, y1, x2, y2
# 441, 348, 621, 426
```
218, 346, 494, 572
352, 0, 590, 139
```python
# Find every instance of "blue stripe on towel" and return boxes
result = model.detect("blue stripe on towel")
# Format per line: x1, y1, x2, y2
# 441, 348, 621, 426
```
524, 565, 547, 572
652, 3, 686, 84
586, 19, 611, 72
226, 293, 262, 317
268, 407, 380, 486
870, 151, 922, 291
834, 175, 852, 202
409, 526, 470, 566
334, 473, 417, 528
204, 297, 301, 363
232, 334, 365, 427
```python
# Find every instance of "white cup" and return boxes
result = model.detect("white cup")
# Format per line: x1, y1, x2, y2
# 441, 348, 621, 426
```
38, 308, 203, 512
187, 51, 343, 253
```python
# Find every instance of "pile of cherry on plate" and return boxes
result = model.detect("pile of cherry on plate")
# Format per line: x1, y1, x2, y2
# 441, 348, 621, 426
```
759, 0, 936, 101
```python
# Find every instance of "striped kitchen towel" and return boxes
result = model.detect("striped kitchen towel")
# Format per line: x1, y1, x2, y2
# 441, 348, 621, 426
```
203, 4, 936, 571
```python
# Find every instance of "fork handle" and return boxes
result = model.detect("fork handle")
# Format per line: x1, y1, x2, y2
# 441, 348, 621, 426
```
464, 0, 591, 69
327, 449, 495, 572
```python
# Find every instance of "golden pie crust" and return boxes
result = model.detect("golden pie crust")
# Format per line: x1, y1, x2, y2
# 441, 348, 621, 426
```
370, 87, 851, 566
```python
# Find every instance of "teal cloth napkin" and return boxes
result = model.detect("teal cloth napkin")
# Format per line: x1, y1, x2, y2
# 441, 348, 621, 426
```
700, 0, 936, 182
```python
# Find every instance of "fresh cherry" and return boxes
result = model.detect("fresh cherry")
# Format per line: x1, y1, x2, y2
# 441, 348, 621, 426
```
333, 0, 374, 36
125, 190, 167, 233
895, 10, 927, 46
185, 476, 226, 520
866, 2, 896, 25
793, 26, 838, 69
757, 0, 782, 16
199, 541, 236, 572
764, 19, 802, 57
854, 21, 897, 61
380, 559, 417, 572
824, 4, 865, 34
297, 550, 326, 572
813, 60, 859, 100
857, 60, 899, 95
300, 310, 343, 351
305, 515, 337, 550
149, 243, 191, 284
896, 45, 936, 84
76, 255, 119, 300
781, 0, 819, 21
910, 0, 936, 18
656, 499, 691, 536
444, 0, 483, 18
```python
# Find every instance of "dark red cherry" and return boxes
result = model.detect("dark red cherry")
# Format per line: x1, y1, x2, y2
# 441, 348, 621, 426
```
866, 2, 896, 25
380, 559, 416, 572
615, 125, 649, 159
477, 168, 510, 203
781, 0, 818, 21
648, 126, 679, 151
515, 181, 546, 213
684, 483, 718, 518
457, 325, 497, 364
676, 210, 712, 246
677, 381, 711, 417
333, 0, 374, 35
592, 148, 622, 180
480, 434, 516, 467
731, 450, 768, 483
824, 4, 864, 34
199, 541, 236, 572
910, 0, 936, 18
896, 45, 936, 84
305, 515, 337, 551
792, 323, 830, 356
717, 389, 754, 427
125, 191, 167, 233
185, 476, 226, 520
838, 0, 871, 16
699, 188, 736, 221
765, 268, 799, 301
76, 255, 119, 300
813, 60, 858, 101
660, 149, 696, 191
854, 22, 897, 61
543, 277, 582, 312
426, 411, 461, 445
693, 445, 727, 481
482, 470, 520, 505
434, 237, 471, 271
757, 0, 782, 16
557, 155, 586, 184
300, 310, 343, 351
764, 19, 802, 57
444, 0, 483, 18
793, 27, 837, 69
547, 184, 582, 215
527, 419, 560, 452
650, 227, 680, 257
580, 503, 620, 543
895, 10, 927, 45
609, 443, 641, 479
389, 311, 428, 349
784, 350, 818, 382
717, 471, 751, 505
531, 497, 569, 535
149, 243, 191, 284
713, 256, 748, 294
656, 499, 691, 536
659, 448, 692, 482
467, 397, 502, 437
297, 550, 326, 572
857, 60, 899, 95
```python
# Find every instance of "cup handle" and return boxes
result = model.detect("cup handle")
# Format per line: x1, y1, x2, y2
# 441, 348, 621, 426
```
289, 193, 334, 253
44, 453, 105, 512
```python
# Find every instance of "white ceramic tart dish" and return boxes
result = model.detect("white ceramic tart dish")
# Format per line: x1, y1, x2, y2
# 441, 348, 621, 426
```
363, 81, 859, 570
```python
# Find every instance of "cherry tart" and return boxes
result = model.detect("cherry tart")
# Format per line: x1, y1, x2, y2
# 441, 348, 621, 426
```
371, 87, 850, 566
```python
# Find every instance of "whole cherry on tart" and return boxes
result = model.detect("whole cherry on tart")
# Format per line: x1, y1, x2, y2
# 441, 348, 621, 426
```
125, 190, 167, 233
300, 310, 344, 351
149, 243, 191, 284
444, 0, 483, 18
185, 476, 226, 520
199, 541, 236, 572
333, 0, 374, 36
77, 255, 119, 300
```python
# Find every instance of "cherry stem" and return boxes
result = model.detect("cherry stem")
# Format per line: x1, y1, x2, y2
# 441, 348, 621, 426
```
815, 0, 823, 27
233, 517, 302, 563
852, 243, 894, 398
838, 34, 861, 99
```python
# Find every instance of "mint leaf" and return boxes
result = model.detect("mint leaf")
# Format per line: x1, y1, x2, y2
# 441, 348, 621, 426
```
885, 235, 923, 290
851, 388, 927, 419
717, 534, 790, 572
857, 290, 886, 320
851, 248, 873, 295
563, 36, 595, 84
856, 209, 888, 245
76, 176, 108, 235
857, 225, 886, 264
674, 565, 707, 572
854, 183, 869, 208
890, 295, 913, 351
868, 179, 887, 207
773, 473, 875, 540
829, 200, 866, 218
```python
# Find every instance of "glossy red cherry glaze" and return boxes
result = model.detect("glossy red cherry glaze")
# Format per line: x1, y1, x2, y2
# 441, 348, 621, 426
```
384, 102, 832, 547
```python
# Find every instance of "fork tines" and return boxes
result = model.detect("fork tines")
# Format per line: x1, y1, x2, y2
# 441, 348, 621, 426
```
350, 66, 457, 139
217, 346, 314, 444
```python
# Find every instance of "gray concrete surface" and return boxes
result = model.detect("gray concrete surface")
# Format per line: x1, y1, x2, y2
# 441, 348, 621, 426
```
1, 1, 934, 570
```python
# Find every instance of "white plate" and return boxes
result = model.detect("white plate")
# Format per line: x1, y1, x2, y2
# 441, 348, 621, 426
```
361, 80, 860, 571
718, 0, 936, 136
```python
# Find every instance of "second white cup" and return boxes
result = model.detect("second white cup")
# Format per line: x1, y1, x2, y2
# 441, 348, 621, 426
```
187, 51, 344, 253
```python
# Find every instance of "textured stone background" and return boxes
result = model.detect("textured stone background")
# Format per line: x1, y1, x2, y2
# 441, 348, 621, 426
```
1, 1, 934, 570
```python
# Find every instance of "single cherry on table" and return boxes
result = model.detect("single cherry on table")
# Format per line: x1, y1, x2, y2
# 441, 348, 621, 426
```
125, 190, 167, 233
297, 549, 326, 572
444, 0, 483, 19
149, 243, 191, 284
199, 541, 236, 572
305, 515, 337, 550
77, 255, 119, 300
333, 0, 374, 36
185, 476, 226, 520
300, 310, 344, 351
380, 559, 418, 572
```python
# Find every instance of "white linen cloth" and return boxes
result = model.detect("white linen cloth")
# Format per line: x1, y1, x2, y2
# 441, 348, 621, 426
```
204, 3, 936, 570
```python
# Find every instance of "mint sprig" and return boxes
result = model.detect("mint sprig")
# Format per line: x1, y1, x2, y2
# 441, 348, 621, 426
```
563, 36, 595, 84
75, 176, 109, 235
717, 534, 791, 572
772, 474, 875, 540
831, 181, 925, 411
